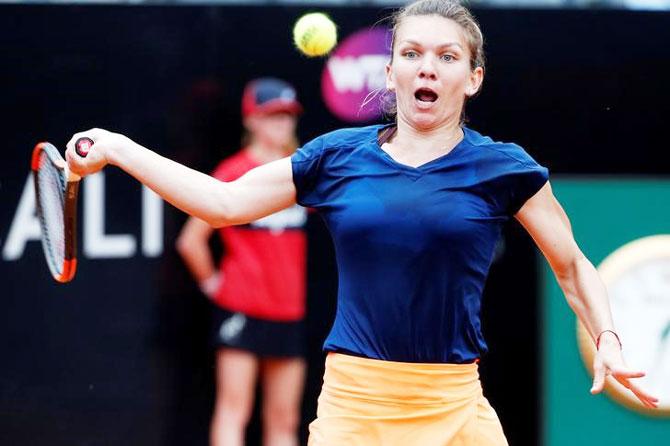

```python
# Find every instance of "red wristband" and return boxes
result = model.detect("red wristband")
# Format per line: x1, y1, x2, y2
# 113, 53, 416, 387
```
596, 330, 622, 350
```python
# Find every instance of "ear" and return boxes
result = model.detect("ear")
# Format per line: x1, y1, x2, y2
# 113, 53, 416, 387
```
385, 62, 395, 92
465, 66, 484, 97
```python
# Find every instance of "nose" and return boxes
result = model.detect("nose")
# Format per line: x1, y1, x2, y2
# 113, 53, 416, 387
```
418, 55, 437, 80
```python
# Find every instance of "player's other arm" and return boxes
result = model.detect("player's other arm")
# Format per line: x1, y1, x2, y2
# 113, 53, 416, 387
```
65, 128, 296, 228
514, 182, 611, 341
515, 181, 658, 408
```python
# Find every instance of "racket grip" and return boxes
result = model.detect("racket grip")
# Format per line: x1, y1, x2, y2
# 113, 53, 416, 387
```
75, 137, 94, 158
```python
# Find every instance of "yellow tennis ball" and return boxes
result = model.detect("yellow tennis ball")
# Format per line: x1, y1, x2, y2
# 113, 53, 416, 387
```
293, 12, 337, 57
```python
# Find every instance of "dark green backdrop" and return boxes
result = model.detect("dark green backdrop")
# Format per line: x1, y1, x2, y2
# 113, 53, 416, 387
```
543, 178, 670, 445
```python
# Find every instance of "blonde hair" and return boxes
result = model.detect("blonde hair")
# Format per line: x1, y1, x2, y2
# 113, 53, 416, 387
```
383, 0, 486, 123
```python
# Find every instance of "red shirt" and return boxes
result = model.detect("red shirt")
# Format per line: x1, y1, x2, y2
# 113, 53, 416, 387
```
212, 149, 307, 321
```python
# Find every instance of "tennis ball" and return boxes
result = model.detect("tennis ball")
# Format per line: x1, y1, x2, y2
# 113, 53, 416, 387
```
293, 13, 337, 57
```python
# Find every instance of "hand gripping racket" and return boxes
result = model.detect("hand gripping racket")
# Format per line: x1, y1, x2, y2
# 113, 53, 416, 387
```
31, 137, 93, 282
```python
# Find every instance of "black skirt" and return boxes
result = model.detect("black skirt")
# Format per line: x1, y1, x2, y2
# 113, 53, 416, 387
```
211, 305, 306, 358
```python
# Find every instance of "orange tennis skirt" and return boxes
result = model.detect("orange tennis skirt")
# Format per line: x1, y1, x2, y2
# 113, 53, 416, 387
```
308, 353, 508, 446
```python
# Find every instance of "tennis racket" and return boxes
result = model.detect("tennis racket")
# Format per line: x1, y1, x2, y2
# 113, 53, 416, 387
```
31, 137, 93, 283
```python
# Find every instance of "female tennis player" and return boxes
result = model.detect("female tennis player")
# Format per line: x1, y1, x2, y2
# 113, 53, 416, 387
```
175, 78, 307, 446
66, 1, 658, 444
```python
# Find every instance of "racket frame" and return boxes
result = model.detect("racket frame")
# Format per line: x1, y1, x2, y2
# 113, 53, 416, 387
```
31, 142, 81, 283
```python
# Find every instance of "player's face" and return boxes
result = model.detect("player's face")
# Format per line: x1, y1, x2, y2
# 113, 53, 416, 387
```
247, 112, 297, 152
386, 15, 483, 130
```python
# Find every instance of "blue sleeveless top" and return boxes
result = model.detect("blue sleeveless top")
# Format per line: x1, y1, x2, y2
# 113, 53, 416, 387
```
291, 124, 548, 363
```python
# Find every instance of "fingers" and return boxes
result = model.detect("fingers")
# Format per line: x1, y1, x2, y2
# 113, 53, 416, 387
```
65, 128, 108, 177
590, 360, 606, 394
630, 387, 659, 409
592, 363, 660, 409
613, 375, 660, 409
592, 353, 660, 409
610, 367, 645, 379
65, 144, 86, 169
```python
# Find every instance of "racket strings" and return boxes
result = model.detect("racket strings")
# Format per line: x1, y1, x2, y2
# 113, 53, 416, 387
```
36, 152, 66, 274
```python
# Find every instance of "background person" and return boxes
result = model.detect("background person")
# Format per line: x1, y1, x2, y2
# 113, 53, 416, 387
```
176, 78, 308, 446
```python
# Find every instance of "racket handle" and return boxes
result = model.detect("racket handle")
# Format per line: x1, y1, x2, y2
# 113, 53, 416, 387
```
75, 137, 94, 158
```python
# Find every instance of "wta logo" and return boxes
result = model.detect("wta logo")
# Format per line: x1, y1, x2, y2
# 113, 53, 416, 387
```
321, 28, 391, 123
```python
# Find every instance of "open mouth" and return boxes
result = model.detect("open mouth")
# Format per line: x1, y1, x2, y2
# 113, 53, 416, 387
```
414, 88, 438, 103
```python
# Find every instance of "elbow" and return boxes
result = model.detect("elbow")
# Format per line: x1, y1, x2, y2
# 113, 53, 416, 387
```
207, 184, 236, 228
208, 218, 228, 229
175, 232, 191, 255
207, 206, 233, 228
175, 226, 207, 255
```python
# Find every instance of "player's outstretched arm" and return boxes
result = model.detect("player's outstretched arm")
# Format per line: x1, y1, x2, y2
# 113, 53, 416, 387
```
65, 128, 296, 227
515, 182, 659, 409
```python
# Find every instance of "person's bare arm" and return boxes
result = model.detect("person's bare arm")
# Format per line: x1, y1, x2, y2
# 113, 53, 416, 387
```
66, 128, 296, 227
515, 182, 658, 409
175, 217, 222, 298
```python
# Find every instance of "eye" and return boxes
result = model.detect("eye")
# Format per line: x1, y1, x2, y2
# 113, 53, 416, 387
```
441, 54, 454, 62
403, 50, 419, 59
